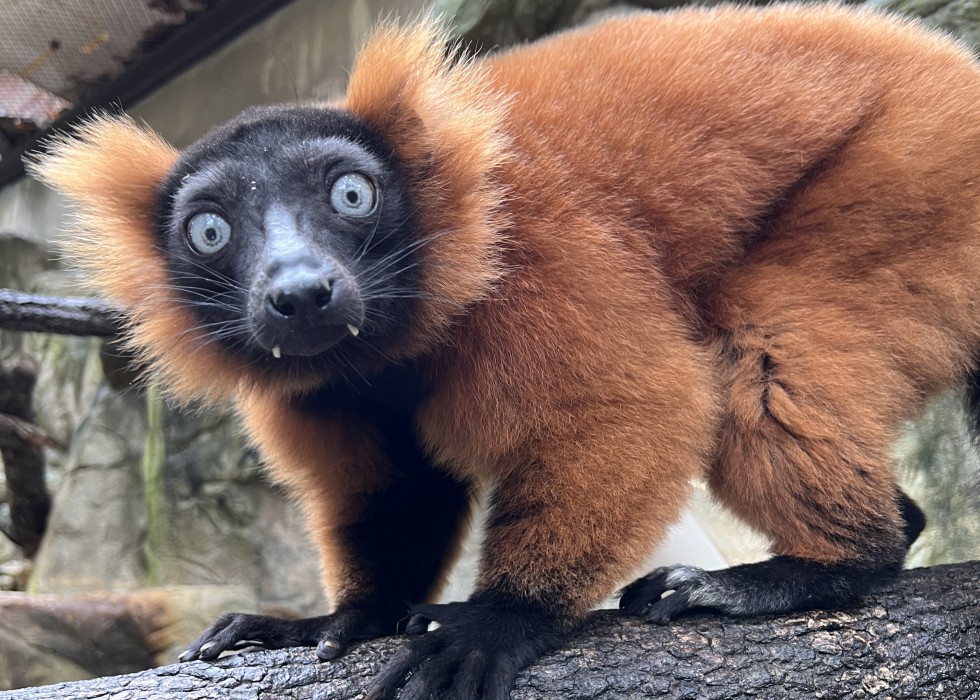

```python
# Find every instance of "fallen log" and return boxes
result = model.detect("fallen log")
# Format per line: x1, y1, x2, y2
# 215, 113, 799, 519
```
4, 562, 978, 699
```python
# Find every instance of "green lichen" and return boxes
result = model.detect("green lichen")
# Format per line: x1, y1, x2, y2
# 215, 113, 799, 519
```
140, 384, 166, 584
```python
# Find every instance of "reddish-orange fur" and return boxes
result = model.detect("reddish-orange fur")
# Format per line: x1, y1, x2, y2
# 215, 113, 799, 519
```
31, 4, 980, 620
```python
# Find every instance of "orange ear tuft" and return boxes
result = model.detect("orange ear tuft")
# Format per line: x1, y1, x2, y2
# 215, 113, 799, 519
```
28, 115, 249, 404
343, 18, 512, 355
28, 114, 177, 309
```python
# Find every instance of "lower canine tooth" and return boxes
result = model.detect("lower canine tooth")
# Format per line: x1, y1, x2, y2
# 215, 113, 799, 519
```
347, 324, 360, 337
272, 345, 282, 359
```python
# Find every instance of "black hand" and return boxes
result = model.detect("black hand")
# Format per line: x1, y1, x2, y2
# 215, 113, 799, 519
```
366, 595, 566, 700
178, 604, 399, 662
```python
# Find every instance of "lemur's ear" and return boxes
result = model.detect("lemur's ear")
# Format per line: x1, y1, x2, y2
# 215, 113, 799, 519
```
29, 116, 248, 404
27, 115, 178, 309
340, 18, 512, 355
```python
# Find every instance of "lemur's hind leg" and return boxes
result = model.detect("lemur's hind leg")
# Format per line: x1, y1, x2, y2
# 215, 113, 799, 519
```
620, 487, 924, 622
622, 309, 927, 622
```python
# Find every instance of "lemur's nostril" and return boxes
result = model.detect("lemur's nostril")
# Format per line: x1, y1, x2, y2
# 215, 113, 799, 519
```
269, 296, 296, 317
314, 288, 332, 309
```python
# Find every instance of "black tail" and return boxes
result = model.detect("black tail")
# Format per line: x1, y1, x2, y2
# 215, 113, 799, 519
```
967, 365, 980, 443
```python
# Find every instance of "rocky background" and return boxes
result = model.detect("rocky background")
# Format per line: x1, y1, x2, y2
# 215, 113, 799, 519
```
0, 0, 978, 690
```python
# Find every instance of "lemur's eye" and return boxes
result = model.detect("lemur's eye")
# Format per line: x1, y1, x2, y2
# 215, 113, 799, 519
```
330, 173, 377, 217
186, 212, 231, 256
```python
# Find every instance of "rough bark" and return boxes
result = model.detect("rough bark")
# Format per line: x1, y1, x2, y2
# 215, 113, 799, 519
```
4, 562, 978, 699
0, 355, 51, 557
0, 289, 121, 337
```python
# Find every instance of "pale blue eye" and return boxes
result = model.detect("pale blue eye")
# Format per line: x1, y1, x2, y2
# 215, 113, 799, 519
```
330, 173, 377, 217
186, 212, 231, 255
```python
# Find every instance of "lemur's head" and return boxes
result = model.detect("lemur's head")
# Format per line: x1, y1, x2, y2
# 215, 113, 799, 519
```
158, 105, 417, 369
29, 20, 511, 402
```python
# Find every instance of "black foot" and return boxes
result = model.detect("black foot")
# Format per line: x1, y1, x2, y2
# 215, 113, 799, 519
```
365, 595, 565, 700
619, 556, 900, 623
178, 605, 397, 662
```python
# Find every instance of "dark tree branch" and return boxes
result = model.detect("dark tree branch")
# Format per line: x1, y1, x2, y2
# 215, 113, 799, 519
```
0, 413, 62, 451
0, 289, 122, 337
0, 355, 51, 557
4, 562, 979, 698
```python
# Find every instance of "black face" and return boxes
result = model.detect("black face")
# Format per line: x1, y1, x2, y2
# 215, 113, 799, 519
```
156, 105, 420, 377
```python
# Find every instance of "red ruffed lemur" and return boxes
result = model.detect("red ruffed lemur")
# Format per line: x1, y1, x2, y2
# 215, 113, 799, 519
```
29, 3, 980, 698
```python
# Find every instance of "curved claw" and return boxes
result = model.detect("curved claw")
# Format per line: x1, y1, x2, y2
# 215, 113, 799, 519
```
402, 611, 434, 636
619, 567, 674, 614
314, 607, 393, 660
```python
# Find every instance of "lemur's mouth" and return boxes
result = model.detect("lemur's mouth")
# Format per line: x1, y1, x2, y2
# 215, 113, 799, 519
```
254, 321, 360, 359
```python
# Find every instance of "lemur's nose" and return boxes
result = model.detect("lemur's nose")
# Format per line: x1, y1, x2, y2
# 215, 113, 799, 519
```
266, 269, 335, 321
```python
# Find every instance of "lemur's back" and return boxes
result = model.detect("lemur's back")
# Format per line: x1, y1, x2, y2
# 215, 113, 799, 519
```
487, 5, 980, 299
